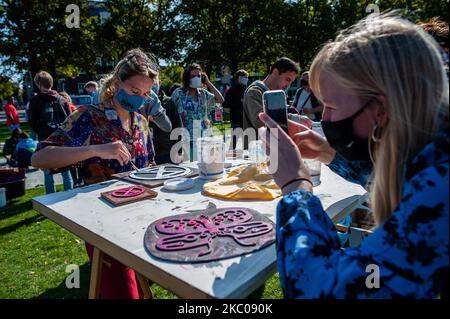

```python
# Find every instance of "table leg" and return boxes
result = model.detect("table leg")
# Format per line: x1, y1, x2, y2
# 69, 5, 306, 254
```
135, 272, 154, 299
88, 247, 104, 299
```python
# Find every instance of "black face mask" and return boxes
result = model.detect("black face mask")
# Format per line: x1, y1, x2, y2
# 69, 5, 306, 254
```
300, 79, 309, 87
321, 99, 373, 162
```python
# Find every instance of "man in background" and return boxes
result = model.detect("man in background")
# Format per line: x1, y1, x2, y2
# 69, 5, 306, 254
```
29, 71, 73, 194
148, 82, 182, 164
84, 81, 100, 105
223, 69, 249, 149
243, 57, 300, 133
292, 71, 323, 121
4, 97, 20, 132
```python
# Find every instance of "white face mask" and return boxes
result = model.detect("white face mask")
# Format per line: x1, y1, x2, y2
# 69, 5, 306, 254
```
190, 76, 202, 89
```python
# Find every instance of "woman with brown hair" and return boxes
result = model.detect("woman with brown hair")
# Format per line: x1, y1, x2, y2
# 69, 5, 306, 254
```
171, 64, 224, 159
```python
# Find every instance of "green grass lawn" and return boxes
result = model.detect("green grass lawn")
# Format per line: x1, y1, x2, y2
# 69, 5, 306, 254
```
0, 186, 283, 299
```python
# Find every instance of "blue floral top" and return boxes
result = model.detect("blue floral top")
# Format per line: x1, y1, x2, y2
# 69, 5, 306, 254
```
276, 130, 449, 298
328, 153, 373, 189
171, 87, 216, 138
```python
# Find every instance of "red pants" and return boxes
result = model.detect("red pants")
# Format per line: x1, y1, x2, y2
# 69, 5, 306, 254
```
86, 243, 143, 299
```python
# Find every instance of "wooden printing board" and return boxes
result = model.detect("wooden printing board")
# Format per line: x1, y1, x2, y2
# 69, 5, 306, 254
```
100, 186, 158, 207
111, 166, 199, 189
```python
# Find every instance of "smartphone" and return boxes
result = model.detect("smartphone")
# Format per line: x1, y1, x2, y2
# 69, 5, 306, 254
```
263, 90, 288, 133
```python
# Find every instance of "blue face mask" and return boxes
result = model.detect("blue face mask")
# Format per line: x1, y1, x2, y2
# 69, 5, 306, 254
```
115, 88, 146, 112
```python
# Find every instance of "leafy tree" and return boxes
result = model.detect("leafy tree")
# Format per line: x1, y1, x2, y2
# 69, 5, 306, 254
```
0, 75, 21, 101
0, 0, 448, 87
97, 0, 182, 70
159, 64, 184, 87
0, 0, 98, 86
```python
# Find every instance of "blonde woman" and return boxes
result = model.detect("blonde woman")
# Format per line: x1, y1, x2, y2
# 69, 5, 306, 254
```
259, 13, 449, 298
32, 48, 159, 298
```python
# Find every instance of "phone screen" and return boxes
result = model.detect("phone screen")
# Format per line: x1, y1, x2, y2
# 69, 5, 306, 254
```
263, 90, 288, 133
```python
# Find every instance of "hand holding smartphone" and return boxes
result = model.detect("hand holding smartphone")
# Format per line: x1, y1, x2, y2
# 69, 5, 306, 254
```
263, 90, 289, 133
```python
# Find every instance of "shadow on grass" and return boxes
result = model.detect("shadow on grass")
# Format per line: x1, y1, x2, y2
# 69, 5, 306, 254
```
0, 200, 34, 221
0, 214, 46, 236
34, 262, 91, 299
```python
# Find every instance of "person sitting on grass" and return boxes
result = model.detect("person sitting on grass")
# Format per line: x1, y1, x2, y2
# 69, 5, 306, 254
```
15, 131, 37, 169
31, 48, 159, 299
2, 127, 21, 167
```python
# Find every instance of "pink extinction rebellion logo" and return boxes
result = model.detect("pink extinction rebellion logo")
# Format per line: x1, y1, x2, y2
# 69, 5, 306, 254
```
111, 186, 145, 198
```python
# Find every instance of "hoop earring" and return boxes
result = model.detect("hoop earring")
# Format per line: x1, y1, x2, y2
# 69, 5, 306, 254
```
368, 137, 376, 164
371, 125, 382, 143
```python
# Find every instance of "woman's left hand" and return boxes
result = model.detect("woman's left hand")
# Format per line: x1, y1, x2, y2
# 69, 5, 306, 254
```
258, 113, 312, 195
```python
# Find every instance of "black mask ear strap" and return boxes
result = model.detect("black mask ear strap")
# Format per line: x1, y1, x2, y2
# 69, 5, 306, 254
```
351, 98, 374, 120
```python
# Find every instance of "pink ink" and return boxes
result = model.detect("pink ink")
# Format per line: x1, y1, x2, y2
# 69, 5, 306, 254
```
111, 186, 145, 198
153, 209, 273, 257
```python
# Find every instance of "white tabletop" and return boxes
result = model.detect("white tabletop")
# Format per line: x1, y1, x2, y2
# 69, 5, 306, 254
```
32, 160, 366, 299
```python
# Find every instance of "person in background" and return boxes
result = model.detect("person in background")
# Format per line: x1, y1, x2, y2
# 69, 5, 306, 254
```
58, 91, 77, 112
171, 64, 224, 159
293, 71, 323, 121
4, 97, 20, 132
24, 95, 38, 140
28, 71, 73, 194
84, 81, 100, 105
169, 83, 181, 96
2, 127, 21, 167
223, 84, 230, 97
58, 91, 83, 186
420, 17, 449, 76
139, 75, 172, 134
147, 79, 182, 164
223, 69, 249, 149
242, 57, 300, 133
32, 48, 158, 299
15, 131, 37, 169
259, 13, 448, 298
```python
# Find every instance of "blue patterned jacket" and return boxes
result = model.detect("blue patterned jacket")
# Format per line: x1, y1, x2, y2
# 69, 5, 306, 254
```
276, 130, 449, 298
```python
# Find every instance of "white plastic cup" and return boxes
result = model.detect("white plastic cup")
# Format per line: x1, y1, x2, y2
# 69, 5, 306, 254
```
0, 188, 6, 208
197, 136, 225, 180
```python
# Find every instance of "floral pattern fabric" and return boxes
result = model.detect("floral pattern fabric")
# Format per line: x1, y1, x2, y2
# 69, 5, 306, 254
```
37, 104, 155, 185
171, 87, 216, 138
276, 130, 449, 298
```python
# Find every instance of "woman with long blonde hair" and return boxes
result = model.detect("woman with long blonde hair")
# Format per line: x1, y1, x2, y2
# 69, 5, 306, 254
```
32, 48, 160, 298
259, 12, 448, 298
